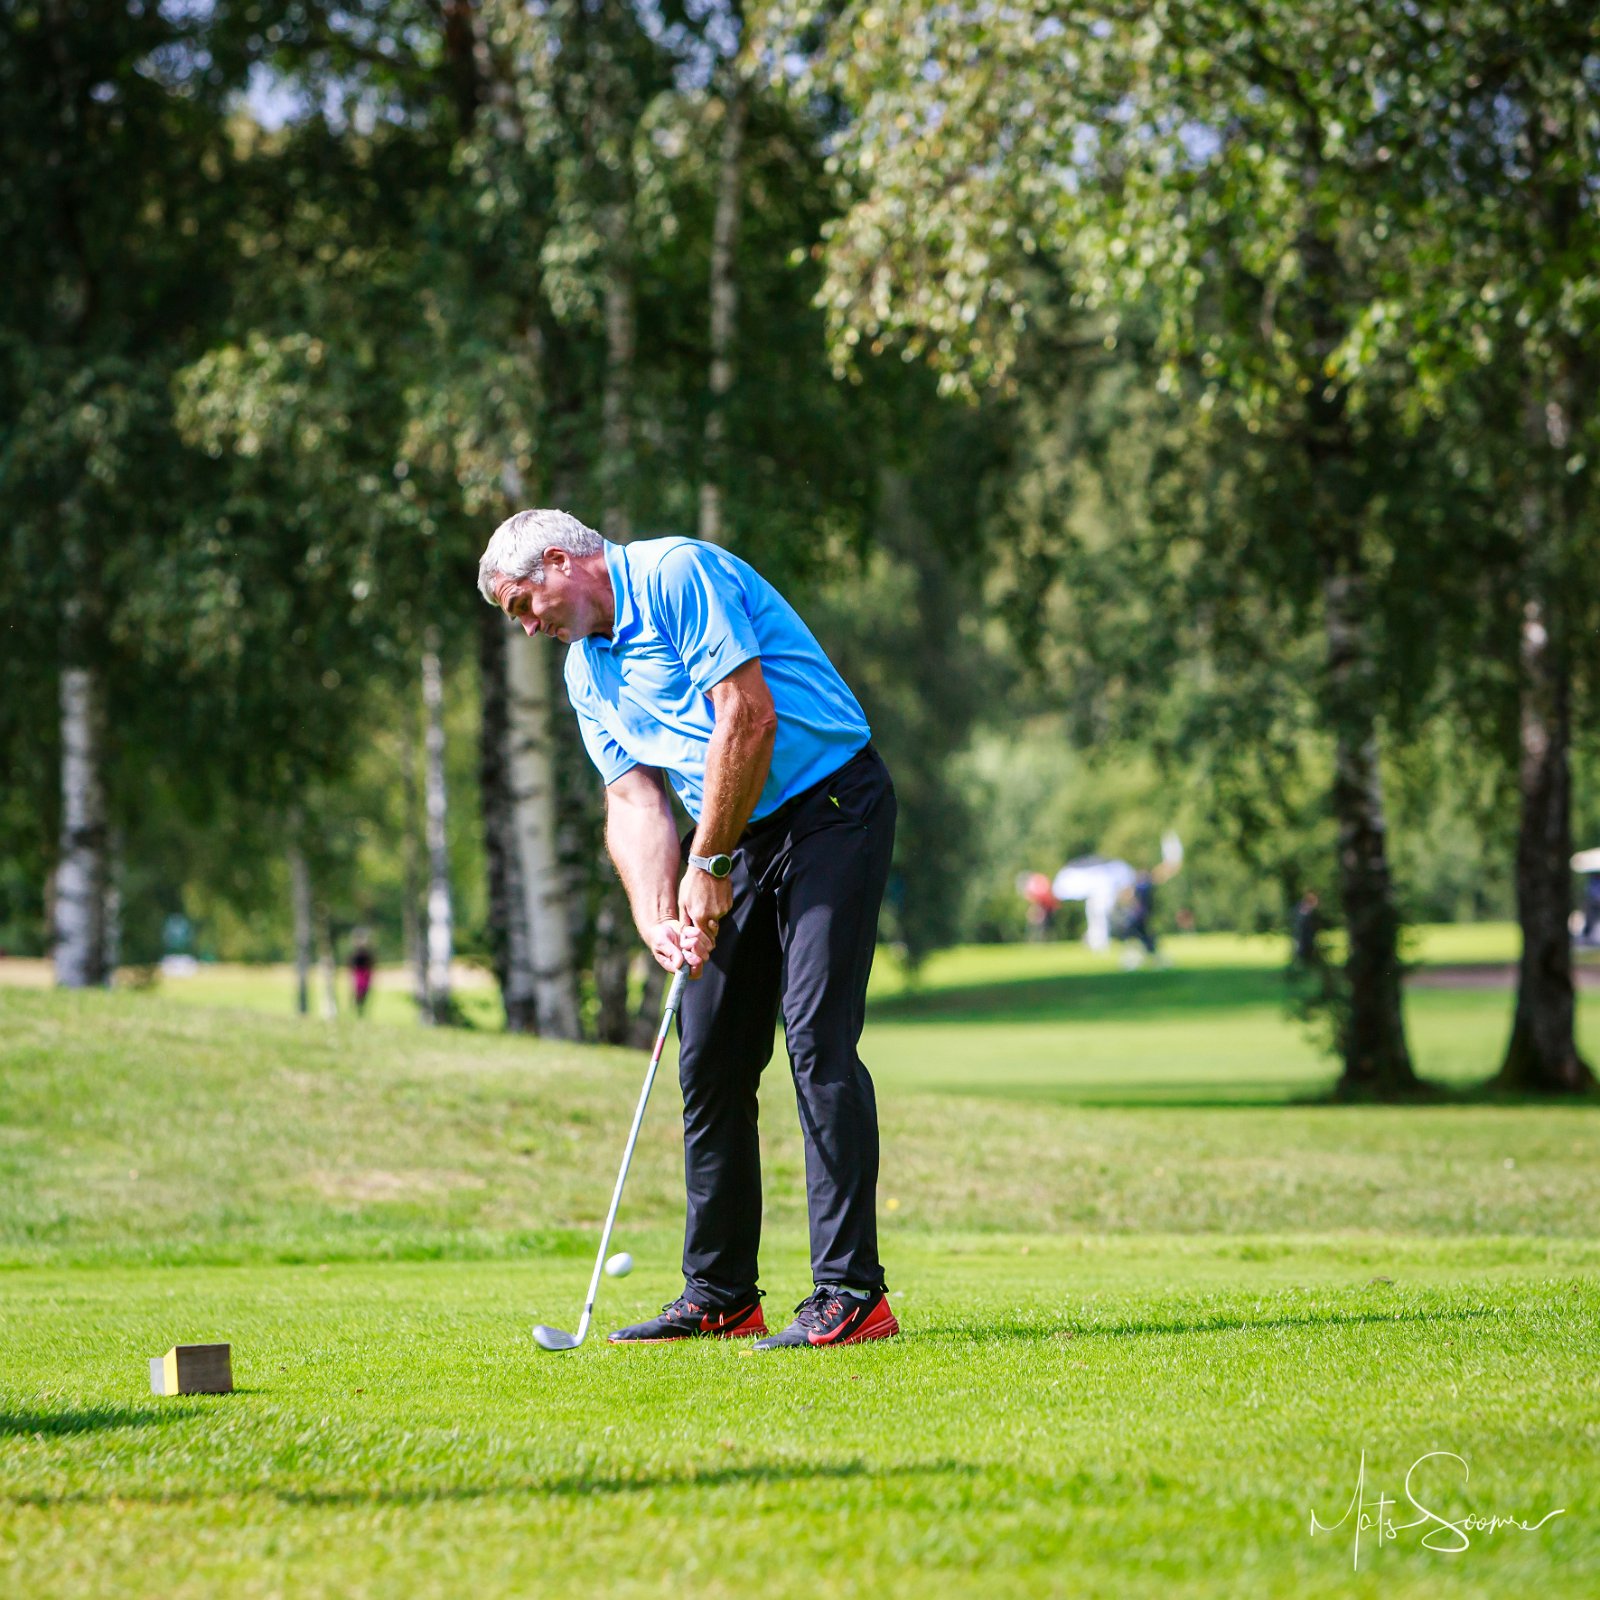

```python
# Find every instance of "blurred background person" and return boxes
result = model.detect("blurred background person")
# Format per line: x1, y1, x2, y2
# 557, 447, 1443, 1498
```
350, 934, 376, 1017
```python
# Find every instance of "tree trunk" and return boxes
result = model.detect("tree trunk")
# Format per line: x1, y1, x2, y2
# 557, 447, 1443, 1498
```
1296, 196, 1417, 1099
1495, 589, 1594, 1091
698, 71, 747, 547
318, 901, 339, 1021
53, 664, 109, 988
479, 604, 539, 1031
102, 826, 122, 980
594, 145, 638, 1040
600, 206, 635, 543
288, 825, 313, 1017
593, 896, 633, 1045
631, 962, 667, 1048
421, 634, 456, 1024
1323, 567, 1418, 1098
401, 708, 428, 1016
506, 618, 583, 1038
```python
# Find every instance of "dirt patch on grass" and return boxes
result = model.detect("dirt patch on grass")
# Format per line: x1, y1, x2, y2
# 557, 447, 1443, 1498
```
309, 1168, 488, 1203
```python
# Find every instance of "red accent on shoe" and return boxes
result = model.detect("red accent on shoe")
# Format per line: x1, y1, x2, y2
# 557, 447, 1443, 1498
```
809, 1293, 899, 1346
700, 1302, 768, 1338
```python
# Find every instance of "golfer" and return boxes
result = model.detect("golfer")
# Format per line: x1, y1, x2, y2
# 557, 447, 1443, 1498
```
478, 509, 900, 1350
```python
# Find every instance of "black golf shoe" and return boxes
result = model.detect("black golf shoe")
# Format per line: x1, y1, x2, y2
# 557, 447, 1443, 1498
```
752, 1285, 899, 1349
607, 1293, 767, 1344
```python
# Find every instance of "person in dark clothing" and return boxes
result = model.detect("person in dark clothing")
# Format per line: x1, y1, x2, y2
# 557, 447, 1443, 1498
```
350, 937, 376, 1016
479, 509, 899, 1351
1292, 891, 1322, 966
1123, 872, 1158, 957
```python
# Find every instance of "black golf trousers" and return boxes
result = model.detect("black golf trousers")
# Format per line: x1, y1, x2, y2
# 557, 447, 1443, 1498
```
677, 743, 896, 1304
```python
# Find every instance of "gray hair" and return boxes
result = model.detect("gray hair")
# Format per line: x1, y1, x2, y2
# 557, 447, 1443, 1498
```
477, 508, 604, 605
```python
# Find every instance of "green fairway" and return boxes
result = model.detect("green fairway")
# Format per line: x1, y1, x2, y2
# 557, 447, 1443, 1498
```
4, 1243, 1596, 1599
3, 937, 1596, 1597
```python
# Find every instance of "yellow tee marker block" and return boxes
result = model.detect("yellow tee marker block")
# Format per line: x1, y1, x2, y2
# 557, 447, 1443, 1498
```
148, 1344, 233, 1396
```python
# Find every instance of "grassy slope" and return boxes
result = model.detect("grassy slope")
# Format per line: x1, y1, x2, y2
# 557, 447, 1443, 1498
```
4, 973, 1598, 1267
3, 935, 1597, 1597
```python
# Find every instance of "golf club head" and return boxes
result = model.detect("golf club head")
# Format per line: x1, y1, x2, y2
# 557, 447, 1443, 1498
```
532, 1324, 582, 1352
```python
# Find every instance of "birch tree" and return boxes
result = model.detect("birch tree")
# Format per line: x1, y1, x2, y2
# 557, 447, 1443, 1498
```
478, 606, 540, 1031
793, 0, 1445, 1093
420, 634, 456, 1024
506, 624, 583, 1037
2, 0, 240, 985
287, 820, 315, 1017
53, 661, 109, 987
1338, 7, 1600, 1094
699, 66, 749, 546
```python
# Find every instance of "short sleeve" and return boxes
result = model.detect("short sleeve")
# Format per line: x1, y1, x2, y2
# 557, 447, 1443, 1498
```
575, 707, 637, 788
651, 546, 761, 693
564, 655, 638, 787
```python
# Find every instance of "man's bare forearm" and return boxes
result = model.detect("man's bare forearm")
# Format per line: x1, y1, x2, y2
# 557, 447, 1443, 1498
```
693, 665, 777, 856
605, 771, 681, 937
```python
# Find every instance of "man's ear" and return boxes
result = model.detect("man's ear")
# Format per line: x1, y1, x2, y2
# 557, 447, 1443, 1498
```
543, 546, 570, 577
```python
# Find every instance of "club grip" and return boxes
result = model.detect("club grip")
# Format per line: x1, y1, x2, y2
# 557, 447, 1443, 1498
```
664, 967, 689, 1015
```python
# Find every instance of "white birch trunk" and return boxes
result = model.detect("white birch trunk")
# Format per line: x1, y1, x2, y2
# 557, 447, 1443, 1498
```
54, 665, 108, 988
318, 902, 339, 1021
595, 187, 639, 1040
288, 829, 313, 1016
481, 604, 540, 1030
401, 712, 428, 1013
421, 634, 455, 1023
601, 205, 635, 541
506, 626, 582, 1039
699, 72, 747, 547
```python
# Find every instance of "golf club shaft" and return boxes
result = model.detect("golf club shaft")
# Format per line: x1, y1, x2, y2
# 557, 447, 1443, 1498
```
572, 965, 689, 1343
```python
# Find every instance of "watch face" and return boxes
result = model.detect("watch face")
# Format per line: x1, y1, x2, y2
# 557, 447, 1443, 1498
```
710, 855, 733, 879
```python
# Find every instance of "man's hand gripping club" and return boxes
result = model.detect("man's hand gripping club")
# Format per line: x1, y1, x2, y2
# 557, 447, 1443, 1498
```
603, 660, 778, 977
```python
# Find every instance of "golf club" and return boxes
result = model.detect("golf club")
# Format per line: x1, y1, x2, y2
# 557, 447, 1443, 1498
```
534, 964, 690, 1352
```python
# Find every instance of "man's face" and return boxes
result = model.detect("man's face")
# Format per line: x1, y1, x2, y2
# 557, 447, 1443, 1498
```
492, 550, 597, 643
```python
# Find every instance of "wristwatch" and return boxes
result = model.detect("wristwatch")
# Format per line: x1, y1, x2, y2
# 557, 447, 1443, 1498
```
688, 851, 734, 880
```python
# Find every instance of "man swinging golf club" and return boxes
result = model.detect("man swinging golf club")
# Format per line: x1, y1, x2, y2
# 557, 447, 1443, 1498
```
478, 509, 900, 1350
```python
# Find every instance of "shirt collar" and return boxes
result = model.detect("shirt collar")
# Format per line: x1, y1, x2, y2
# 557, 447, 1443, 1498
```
597, 539, 638, 649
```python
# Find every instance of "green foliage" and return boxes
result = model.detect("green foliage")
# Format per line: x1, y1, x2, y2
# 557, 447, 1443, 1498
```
10, 0, 1599, 992
0, 0, 256, 953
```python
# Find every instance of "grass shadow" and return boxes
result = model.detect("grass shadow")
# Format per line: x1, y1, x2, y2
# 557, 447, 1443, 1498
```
282, 1458, 973, 1505
916, 1306, 1498, 1345
1074, 1305, 1498, 1340
923, 1084, 1340, 1111
7, 1459, 975, 1510
0, 1405, 184, 1439
869, 966, 1300, 1026
999, 1077, 1599, 1113
1294, 1079, 1600, 1109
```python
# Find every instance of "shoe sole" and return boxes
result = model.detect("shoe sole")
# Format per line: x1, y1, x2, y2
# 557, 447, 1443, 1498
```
754, 1304, 901, 1350
608, 1326, 768, 1345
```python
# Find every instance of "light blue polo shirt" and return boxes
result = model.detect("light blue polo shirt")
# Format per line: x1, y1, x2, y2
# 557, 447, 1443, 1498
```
563, 539, 870, 823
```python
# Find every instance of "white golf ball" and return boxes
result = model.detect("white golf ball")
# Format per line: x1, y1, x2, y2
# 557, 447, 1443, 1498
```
604, 1252, 633, 1278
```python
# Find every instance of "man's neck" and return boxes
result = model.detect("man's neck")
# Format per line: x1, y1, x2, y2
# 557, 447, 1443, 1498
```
583, 550, 616, 639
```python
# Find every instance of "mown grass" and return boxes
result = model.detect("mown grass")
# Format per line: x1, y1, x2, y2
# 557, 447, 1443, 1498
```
2, 933, 1596, 1597
4, 1245, 1595, 1598
3, 976, 1596, 1269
